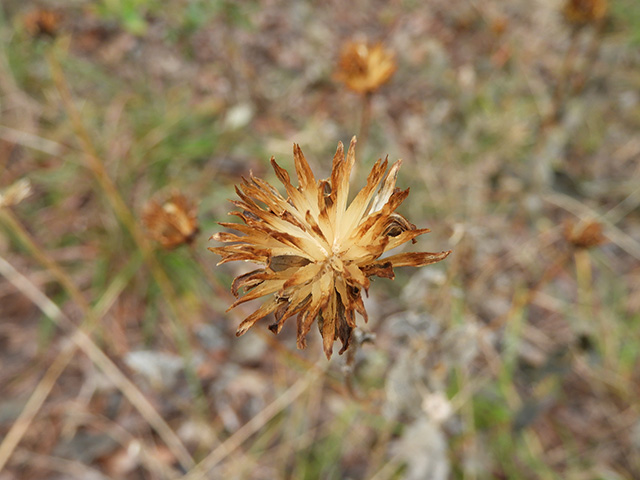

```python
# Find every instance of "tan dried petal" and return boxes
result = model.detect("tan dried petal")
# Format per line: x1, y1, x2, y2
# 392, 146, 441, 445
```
0, 179, 32, 208
210, 137, 450, 359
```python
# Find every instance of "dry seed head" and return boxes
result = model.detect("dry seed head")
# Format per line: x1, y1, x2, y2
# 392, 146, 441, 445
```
142, 191, 200, 249
564, 219, 605, 249
563, 0, 608, 26
23, 9, 61, 38
335, 41, 397, 95
210, 137, 451, 359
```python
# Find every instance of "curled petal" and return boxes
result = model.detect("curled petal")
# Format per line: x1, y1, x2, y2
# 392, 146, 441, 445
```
236, 297, 280, 336
370, 251, 452, 269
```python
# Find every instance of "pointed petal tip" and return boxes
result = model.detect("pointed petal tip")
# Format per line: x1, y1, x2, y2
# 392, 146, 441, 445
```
324, 346, 333, 360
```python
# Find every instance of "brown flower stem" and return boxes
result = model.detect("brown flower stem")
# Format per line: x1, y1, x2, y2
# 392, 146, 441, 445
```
47, 51, 210, 423
343, 332, 360, 399
358, 92, 373, 154
342, 328, 376, 399
574, 249, 610, 363
549, 27, 580, 125
575, 25, 604, 96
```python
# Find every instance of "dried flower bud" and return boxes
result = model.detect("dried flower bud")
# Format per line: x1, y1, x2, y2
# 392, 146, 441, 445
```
143, 192, 199, 249
335, 41, 397, 95
564, 219, 605, 249
210, 137, 451, 359
23, 9, 61, 38
563, 0, 608, 27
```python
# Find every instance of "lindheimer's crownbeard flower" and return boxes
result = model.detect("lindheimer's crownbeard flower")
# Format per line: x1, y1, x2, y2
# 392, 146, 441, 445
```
210, 137, 451, 359
335, 41, 397, 95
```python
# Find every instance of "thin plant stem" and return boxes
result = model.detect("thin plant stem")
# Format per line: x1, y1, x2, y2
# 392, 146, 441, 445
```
358, 92, 372, 154
0, 209, 92, 313
549, 27, 580, 126
574, 249, 610, 364
574, 25, 604, 96
341, 328, 375, 399
0, 254, 195, 471
0, 236, 142, 473
0, 345, 73, 473
182, 367, 323, 480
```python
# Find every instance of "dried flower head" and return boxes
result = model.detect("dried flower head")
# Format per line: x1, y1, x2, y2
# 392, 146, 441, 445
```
143, 192, 199, 249
210, 137, 451, 359
23, 9, 61, 38
563, 0, 608, 26
564, 219, 606, 249
335, 41, 397, 95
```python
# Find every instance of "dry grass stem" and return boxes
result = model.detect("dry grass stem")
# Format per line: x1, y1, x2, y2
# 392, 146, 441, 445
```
0, 346, 74, 472
0, 255, 195, 471
182, 367, 323, 480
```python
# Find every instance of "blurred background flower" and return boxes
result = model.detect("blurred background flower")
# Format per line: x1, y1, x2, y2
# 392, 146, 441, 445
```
334, 40, 397, 95
563, 0, 608, 27
143, 191, 200, 249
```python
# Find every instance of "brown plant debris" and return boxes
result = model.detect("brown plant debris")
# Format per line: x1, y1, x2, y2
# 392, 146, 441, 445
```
142, 191, 200, 249
334, 41, 397, 95
210, 137, 451, 359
